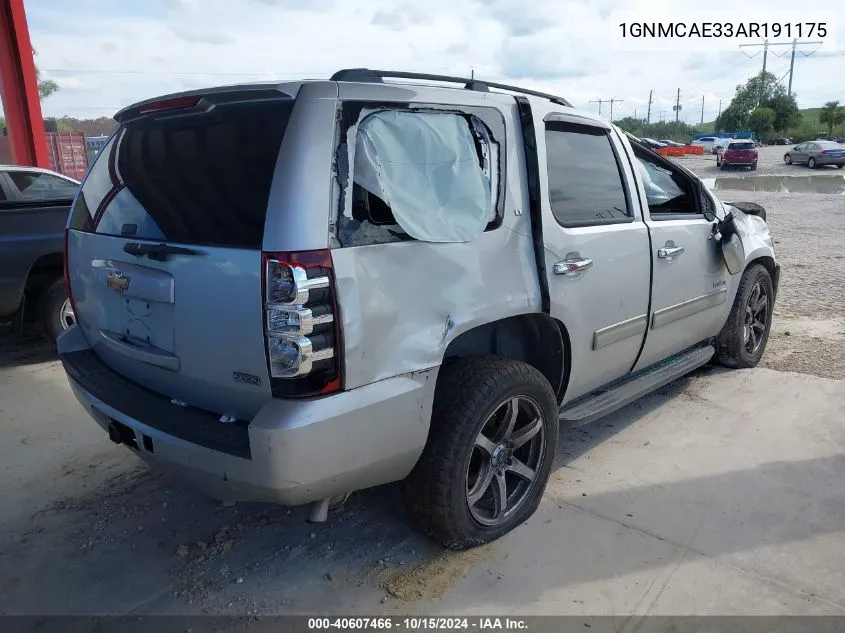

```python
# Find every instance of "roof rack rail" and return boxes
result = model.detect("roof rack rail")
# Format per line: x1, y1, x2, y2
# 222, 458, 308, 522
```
330, 68, 572, 108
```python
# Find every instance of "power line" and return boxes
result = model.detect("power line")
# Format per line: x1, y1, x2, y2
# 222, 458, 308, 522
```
739, 40, 823, 102
589, 97, 623, 120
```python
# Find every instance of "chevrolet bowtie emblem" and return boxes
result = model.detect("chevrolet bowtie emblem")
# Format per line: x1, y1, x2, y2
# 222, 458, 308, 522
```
106, 271, 130, 295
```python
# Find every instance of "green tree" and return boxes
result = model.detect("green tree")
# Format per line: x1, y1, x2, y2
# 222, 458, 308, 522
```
32, 49, 58, 100
748, 106, 776, 139
819, 101, 845, 136
718, 71, 785, 131
715, 105, 745, 133
763, 94, 802, 133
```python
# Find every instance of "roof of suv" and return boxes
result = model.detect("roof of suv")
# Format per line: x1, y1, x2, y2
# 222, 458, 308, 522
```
116, 67, 618, 130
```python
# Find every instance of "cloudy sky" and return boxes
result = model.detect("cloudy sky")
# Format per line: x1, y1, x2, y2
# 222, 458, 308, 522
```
10, 0, 845, 124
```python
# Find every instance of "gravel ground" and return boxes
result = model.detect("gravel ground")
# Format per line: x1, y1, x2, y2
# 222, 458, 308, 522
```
675, 144, 845, 179
672, 145, 845, 380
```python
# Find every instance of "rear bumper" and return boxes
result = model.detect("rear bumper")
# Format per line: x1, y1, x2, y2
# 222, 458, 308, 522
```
59, 326, 437, 506
815, 156, 845, 166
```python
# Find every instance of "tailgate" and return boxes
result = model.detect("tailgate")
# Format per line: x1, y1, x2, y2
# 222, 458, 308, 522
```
66, 88, 295, 420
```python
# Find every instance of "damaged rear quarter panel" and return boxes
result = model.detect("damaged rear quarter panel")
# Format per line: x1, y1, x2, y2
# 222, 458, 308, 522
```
331, 227, 542, 390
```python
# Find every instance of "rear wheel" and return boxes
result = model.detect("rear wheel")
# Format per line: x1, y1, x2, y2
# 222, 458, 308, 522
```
808, 157, 816, 169
38, 277, 75, 344
750, 162, 757, 171
714, 264, 774, 369
403, 357, 559, 550
837, 164, 844, 169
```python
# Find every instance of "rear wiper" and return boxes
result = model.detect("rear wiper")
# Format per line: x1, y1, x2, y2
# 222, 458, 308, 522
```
123, 242, 203, 261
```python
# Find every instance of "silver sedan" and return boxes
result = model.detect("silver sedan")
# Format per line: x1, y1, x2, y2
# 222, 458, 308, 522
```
784, 141, 845, 169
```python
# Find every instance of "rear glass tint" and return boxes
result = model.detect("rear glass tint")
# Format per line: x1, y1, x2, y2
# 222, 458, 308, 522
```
728, 142, 754, 150
70, 98, 293, 248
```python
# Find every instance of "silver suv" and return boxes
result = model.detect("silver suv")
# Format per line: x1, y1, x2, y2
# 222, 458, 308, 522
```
59, 69, 780, 549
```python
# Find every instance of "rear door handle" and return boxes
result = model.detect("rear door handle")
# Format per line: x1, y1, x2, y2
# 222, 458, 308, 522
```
553, 257, 593, 276
657, 246, 685, 259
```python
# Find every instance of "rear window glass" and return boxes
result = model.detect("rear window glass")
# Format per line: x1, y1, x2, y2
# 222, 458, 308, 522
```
728, 142, 754, 150
69, 98, 293, 248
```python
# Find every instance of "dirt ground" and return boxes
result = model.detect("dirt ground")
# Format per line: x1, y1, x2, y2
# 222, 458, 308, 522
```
1, 144, 844, 623
671, 145, 845, 381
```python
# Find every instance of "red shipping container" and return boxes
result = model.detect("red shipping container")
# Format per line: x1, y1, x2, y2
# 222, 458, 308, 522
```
44, 131, 88, 181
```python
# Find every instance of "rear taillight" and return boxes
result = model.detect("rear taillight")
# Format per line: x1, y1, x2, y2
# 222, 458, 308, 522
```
63, 228, 77, 318
822, 150, 831, 155
261, 250, 343, 397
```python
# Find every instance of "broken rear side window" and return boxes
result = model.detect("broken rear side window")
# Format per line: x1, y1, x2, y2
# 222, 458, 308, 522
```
335, 105, 504, 247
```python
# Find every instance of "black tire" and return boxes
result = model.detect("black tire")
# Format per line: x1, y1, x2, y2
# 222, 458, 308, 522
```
714, 264, 774, 369
784, 154, 792, 164
808, 157, 816, 169
750, 162, 757, 171
403, 356, 559, 550
37, 277, 74, 344
837, 164, 844, 169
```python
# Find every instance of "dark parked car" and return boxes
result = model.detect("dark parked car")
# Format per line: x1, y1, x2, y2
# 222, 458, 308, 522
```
640, 137, 667, 150
717, 141, 758, 170
657, 139, 684, 148
0, 165, 78, 342
783, 141, 845, 169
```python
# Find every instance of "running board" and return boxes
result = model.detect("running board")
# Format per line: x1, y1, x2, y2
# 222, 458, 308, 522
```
559, 345, 715, 425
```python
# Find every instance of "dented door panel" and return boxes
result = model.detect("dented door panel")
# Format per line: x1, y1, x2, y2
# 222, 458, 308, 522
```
331, 90, 540, 389
332, 229, 542, 389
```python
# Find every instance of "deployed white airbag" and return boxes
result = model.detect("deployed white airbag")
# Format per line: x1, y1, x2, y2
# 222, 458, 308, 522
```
353, 110, 492, 243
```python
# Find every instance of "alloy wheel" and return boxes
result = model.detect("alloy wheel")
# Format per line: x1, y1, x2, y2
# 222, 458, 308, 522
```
60, 298, 76, 330
465, 396, 546, 527
743, 281, 769, 355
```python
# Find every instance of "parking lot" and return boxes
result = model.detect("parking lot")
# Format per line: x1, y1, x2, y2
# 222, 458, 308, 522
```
2, 144, 845, 619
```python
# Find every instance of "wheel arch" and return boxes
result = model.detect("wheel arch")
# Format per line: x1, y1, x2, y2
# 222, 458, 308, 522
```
746, 254, 780, 299
24, 252, 64, 297
442, 313, 570, 404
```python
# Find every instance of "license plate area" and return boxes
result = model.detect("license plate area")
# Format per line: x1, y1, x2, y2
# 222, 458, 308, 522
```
92, 259, 176, 353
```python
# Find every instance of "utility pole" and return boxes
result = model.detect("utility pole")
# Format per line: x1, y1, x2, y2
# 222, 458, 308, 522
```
700, 95, 704, 126
739, 39, 822, 103
589, 98, 605, 116
785, 39, 822, 97
634, 109, 638, 121
673, 88, 682, 124
471, 67, 474, 80
717, 99, 722, 119
646, 89, 653, 125
608, 97, 623, 121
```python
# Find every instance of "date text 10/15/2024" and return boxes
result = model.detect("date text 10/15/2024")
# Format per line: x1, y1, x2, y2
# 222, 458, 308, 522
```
308, 617, 529, 630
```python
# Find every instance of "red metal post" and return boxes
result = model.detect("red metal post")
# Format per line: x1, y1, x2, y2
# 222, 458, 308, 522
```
0, 0, 48, 167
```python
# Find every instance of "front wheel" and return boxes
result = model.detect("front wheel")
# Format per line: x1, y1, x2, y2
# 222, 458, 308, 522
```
714, 264, 774, 369
403, 357, 559, 550
808, 157, 816, 169
784, 154, 792, 164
